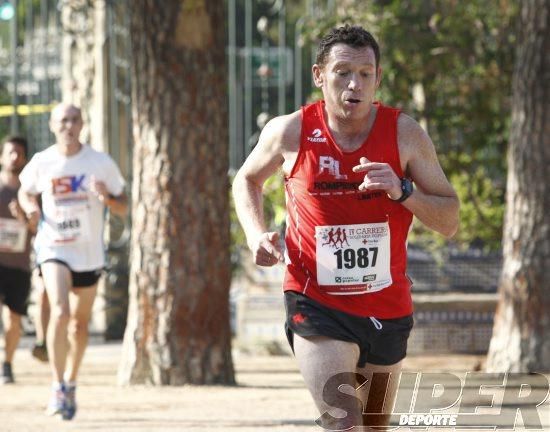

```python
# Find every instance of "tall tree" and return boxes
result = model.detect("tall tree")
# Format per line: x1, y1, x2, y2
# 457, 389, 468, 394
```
486, 0, 550, 372
118, 0, 235, 385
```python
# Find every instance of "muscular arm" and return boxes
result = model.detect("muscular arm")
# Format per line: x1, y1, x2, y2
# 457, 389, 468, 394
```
398, 115, 459, 237
353, 114, 459, 237
232, 112, 300, 265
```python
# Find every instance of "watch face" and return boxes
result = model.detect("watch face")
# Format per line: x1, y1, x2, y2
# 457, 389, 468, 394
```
403, 178, 413, 195
392, 178, 413, 202
396, 178, 413, 202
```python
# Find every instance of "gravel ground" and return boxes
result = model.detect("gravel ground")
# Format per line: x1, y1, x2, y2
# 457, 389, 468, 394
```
1, 336, 547, 432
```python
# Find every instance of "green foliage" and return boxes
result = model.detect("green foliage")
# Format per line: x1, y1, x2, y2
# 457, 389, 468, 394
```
230, 172, 286, 272
262, 172, 287, 228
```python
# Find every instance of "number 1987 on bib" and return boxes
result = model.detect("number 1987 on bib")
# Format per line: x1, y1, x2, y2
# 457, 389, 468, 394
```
334, 247, 378, 269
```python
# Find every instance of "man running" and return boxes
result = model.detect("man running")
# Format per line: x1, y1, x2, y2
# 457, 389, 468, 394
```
0, 136, 35, 384
233, 25, 459, 430
18, 103, 128, 420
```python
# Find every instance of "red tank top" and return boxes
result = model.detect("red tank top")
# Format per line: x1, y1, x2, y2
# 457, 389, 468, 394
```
283, 100, 413, 318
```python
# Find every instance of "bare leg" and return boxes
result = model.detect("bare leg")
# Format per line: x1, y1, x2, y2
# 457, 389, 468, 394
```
41, 262, 72, 383
355, 361, 403, 431
2, 306, 22, 363
65, 284, 97, 383
40, 289, 51, 341
35, 277, 50, 344
293, 334, 363, 430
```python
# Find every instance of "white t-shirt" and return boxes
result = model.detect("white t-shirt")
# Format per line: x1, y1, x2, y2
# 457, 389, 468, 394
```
19, 144, 125, 271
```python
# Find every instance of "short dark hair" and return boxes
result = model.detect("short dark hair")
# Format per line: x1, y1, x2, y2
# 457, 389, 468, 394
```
316, 25, 380, 69
2, 135, 28, 157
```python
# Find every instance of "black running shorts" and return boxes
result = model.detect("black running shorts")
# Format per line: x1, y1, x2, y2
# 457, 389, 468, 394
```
38, 259, 103, 288
0, 264, 31, 316
284, 291, 414, 367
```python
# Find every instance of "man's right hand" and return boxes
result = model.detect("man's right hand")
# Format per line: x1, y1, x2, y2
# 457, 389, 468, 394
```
249, 232, 284, 267
24, 208, 41, 233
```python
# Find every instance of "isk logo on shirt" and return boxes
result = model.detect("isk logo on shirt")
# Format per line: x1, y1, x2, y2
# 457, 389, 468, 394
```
307, 128, 327, 143
52, 175, 86, 195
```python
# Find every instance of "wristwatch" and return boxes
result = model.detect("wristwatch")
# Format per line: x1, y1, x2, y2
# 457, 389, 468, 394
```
392, 178, 414, 203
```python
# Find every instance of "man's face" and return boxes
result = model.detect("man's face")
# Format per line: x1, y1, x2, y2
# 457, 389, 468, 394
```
313, 44, 382, 121
49, 105, 83, 147
1, 142, 27, 173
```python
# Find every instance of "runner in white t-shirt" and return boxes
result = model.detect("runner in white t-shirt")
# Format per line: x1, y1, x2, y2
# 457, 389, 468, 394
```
18, 103, 128, 421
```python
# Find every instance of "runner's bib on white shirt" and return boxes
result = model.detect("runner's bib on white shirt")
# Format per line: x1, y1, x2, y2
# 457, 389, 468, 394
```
42, 203, 92, 245
0, 217, 28, 253
19, 144, 126, 271
315, 222, 392, 295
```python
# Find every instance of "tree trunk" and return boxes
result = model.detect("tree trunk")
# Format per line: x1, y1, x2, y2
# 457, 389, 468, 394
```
118, 0, 235, 385
486, 0, 550, 372
60, 0, 105, 148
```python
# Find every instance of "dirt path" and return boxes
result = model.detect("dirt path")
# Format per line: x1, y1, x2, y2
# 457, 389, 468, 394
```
1, 337, 547, 431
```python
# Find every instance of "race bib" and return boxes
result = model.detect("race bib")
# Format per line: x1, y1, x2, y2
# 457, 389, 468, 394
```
0, 217, 27, 253
43, 204, 92, 245
315, 222, 392, 295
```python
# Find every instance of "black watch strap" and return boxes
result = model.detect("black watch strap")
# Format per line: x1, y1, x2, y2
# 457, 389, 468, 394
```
393, 178, 413, 203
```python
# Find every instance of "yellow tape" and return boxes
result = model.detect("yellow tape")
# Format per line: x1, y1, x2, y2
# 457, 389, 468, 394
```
0, 104, 55, 117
